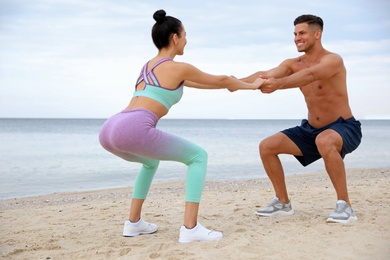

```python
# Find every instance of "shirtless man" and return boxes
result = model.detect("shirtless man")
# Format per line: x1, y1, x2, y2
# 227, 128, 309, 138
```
241, 14, 362, 223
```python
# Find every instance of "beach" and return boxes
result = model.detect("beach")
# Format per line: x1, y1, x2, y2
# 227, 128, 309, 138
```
1, 168, 389, 259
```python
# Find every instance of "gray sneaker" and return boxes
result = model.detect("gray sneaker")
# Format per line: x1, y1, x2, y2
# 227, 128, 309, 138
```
255, 197, 294, 216
326, 200, 358, 224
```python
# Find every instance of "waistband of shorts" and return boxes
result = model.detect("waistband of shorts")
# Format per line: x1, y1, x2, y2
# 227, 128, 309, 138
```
120, 109, 159, 121
338, 116, 359, 124
305, 116, 358, 130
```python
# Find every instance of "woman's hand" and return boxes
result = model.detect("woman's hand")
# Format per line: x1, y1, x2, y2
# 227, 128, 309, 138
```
252, 77, 266, 89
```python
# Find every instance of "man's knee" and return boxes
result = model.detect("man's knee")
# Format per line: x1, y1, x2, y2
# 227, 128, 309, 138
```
315, 131, 342, 156
259, 136, 277, 157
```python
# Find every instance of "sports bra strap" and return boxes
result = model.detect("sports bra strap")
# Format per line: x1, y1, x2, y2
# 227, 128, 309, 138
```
135, 58, 173, 88
149, 57, 172, 71
141, 63, 151, 85
141, 58, 172, 85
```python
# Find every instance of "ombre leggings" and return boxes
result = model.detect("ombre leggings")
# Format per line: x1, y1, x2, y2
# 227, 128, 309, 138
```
99, 109, 207, 203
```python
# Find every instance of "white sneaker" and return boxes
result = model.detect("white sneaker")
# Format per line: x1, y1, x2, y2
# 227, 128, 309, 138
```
178, 222, 223, 243
122, 219, 158, 237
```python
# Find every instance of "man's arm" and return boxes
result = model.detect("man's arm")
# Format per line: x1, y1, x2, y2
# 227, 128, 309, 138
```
261, 54, 344, 93
240, 60, 294, 83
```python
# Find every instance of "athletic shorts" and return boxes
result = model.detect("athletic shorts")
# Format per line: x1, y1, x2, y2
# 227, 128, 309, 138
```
281, 117, 362, 166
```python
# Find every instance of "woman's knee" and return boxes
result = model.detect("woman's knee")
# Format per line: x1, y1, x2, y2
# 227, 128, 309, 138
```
143, 159, 160, 170
186, 146, 208, 166
194, 147, 208, 163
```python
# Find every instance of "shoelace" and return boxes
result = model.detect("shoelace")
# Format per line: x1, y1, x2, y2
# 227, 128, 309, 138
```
334, 203, 347, 213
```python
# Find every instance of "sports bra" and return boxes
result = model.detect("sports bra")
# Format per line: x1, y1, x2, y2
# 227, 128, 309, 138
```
133, 57, 184, 110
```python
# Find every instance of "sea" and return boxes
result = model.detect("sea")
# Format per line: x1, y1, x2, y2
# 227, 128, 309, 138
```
0, 118, 389, 200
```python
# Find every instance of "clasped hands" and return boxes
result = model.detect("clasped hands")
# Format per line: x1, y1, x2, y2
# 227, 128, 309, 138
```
257, 75, 279, 94
228, 75, 279, 93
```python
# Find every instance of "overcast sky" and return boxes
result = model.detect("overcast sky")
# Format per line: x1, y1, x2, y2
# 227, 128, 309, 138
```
1, 0, 389, 119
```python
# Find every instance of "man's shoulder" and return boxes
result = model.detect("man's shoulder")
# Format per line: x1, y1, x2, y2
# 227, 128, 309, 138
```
291, 51, 341, 61
281, 56, 302, 65
321, 50, 342, 59
320, 52, 344, 66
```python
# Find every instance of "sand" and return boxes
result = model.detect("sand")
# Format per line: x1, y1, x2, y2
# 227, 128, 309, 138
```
1, 168, 389, 260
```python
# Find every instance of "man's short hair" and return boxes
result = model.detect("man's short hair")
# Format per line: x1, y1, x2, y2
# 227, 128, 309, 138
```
294, 14, 323, 31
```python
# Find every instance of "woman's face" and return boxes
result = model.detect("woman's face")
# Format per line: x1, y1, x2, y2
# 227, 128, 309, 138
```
176, 25, 187, 55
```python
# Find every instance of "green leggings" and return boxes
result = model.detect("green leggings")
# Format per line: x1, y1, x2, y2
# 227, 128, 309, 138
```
99, 109, 208, 203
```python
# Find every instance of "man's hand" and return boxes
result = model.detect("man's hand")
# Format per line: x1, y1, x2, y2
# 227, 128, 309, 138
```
259, 77, 280, 94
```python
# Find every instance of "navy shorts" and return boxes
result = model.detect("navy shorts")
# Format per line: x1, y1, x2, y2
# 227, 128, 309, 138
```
281, 117, 362, 166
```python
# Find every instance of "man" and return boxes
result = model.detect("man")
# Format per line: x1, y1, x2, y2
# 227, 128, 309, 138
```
241, 14, 362, 223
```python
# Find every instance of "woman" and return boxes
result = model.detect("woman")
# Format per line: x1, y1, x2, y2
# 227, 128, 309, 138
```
99, 9, 264, 243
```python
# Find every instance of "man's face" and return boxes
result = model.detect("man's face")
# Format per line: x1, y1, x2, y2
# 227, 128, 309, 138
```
293, 23, 317, 52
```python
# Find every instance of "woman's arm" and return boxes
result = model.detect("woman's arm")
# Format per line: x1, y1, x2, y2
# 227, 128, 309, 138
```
185, 76, 262, 91
179, 63, 264, 91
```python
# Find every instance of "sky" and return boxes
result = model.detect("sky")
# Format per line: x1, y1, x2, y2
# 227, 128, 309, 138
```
0, 0, 389, 119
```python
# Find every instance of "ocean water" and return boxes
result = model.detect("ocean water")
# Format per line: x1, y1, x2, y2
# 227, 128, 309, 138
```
0, 118, 389, 200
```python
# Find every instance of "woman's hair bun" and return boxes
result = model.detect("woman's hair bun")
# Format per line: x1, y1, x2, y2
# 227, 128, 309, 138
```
153, 10, 166, 24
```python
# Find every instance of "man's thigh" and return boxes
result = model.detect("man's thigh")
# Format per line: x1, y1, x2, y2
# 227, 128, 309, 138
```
261, 132, 303, 156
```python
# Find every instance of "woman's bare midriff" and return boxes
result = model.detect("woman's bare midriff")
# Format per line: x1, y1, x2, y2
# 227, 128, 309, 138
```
123, 96, 169, 119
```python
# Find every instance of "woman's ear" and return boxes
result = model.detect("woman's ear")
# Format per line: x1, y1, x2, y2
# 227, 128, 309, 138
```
172, 33, 179, 45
